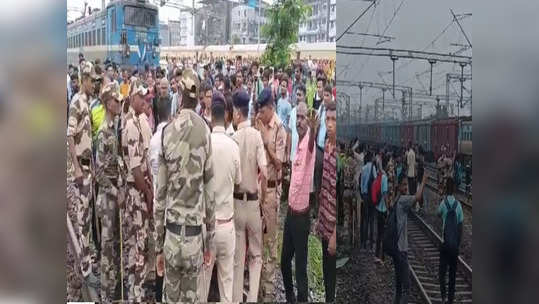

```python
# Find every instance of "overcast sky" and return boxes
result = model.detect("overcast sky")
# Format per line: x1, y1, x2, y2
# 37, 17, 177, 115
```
337, 0, 472, 119
67, 0, 273, 22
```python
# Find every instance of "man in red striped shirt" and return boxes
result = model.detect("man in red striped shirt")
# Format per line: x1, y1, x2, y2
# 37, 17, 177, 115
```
315, 100, 337, 303
280, 102, 317, 302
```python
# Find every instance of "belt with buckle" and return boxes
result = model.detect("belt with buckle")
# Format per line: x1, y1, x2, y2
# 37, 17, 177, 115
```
216, 217, 233, 225
166, 222, 202, 237
233, 192, 258, 201
288, 206, 310, 216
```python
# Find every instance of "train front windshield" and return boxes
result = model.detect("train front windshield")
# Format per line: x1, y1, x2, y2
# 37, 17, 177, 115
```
124, 6, 157, 27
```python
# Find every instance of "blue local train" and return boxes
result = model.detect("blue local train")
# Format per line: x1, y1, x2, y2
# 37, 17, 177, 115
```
67, 0, 160, 69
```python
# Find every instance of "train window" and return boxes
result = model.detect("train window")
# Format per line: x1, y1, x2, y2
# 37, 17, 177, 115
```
125, 6, 143, 26
112, 7, 116, 32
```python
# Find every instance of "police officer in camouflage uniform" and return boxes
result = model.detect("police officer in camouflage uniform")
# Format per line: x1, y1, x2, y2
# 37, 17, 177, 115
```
121, 83, 155, 302
67, 61, 99, 287
95, 82, 124, 302
154, 68, 216, 303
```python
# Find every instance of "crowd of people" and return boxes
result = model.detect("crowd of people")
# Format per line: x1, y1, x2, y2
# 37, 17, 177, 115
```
337, 141, 465, 304
66, 52, 338, 303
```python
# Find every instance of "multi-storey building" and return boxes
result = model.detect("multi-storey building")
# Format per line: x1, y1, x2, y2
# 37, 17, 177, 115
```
299, 0, 336, 43
159, 22, 170, 46
178, 12, 195, 46
230, 1, 268, 44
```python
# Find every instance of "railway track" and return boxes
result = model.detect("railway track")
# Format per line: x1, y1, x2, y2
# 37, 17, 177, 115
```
408, 212, 472, 304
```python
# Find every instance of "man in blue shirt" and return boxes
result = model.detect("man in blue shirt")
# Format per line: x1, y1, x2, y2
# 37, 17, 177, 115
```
392, 171, 427, 304
375, 156, 389, 263
277, 75, 292, 129
287, 85, 307, 163
360, 151, 377, 250
437, 177, 464, 304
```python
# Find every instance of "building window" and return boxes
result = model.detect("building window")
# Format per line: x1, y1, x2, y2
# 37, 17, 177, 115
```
102, 27, 106, 44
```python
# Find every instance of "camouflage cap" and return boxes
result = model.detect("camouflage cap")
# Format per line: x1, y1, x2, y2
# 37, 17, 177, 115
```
100, 82, 123, 102
81, 61, 102, 80
181, 68, 199, 99
130, 83, 149, 98
81, 61, 93, 74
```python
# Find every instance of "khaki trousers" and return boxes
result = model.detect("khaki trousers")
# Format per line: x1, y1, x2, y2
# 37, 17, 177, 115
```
260, 186, 280, 301
197, 220, 236, 302
232, 199, 263, 302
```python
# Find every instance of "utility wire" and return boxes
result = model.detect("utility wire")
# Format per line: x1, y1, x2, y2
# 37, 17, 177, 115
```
377, 0, 407, 43
336, 0, 377, 42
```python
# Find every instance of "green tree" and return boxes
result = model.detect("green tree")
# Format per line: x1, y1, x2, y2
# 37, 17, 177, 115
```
261, 0, 310, 69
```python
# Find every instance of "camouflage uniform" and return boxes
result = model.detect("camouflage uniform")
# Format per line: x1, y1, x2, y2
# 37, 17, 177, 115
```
260, 113, 286, 301
437, 154, 453, 196
155, 70, 215, 303
94, 85, 124, 302
67, 90, 94, 278
121, 105, 154, 302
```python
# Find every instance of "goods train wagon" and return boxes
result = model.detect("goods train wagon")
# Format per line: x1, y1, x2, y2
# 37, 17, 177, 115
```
459, 118, 472, 158
431, 118, 458, 160
354, 117, 470, 161
414, 119, 432, 153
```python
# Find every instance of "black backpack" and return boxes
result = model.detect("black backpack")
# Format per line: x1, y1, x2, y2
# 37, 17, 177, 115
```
442, 199, 460, 255
383, 195, 401, 257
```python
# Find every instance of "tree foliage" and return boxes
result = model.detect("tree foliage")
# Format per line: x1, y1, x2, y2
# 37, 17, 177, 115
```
261, 0, 310, 69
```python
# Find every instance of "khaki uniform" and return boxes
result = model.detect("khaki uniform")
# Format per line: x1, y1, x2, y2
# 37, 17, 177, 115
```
67, 91, 94, 278
155, 108, 215, 303
95, 118, 123, 302
197, 126, 242, 302
121, 106, 154, 302
231, 120, 267, 302
260, 113, 287, 301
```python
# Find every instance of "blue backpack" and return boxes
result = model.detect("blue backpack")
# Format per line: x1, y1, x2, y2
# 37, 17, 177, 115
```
443, 199, 460, 256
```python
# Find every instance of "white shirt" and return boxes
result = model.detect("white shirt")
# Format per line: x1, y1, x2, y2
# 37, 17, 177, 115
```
150, 122, 168, 180
225, 124, 235, 136
407, 149, 416, 178
211, 125, 242, 220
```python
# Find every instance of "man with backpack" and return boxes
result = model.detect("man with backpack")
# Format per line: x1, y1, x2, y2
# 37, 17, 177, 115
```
437, 177, 464, 304
384, 170, 427, 304
374, 156, 389, 264
360, 151, 377, 251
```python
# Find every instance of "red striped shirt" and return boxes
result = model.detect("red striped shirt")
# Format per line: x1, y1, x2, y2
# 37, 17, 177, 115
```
316, 144, 337, 242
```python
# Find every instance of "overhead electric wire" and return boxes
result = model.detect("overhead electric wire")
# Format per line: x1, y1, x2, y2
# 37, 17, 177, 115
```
336, 0, 377, 42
